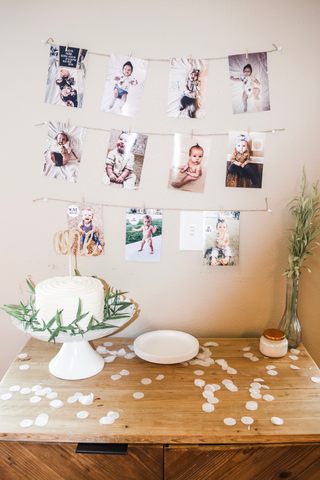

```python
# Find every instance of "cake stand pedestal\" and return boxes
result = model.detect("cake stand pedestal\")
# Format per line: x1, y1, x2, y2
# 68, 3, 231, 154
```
11, 302, 135, 380
48, 340, 104, 380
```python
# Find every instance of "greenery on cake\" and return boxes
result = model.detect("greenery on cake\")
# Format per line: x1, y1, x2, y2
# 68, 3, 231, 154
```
1, 277, 133, 343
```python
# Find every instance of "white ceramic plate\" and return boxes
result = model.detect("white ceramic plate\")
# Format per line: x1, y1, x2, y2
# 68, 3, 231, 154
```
134, 330, 199, 364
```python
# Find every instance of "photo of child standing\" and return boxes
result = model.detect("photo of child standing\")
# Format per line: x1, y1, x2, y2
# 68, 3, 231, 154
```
125, 209, 163, 263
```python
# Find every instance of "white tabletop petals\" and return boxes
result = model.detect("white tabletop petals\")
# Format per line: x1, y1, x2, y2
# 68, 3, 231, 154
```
271, 417, 284, 425
241, 416, 254, 425
20, 388, 32, 395
141, 378, 152, 385
30, 396, 41, 403
202, 403, 215, 412
1, 393, 12, 401
9, 385, 21, 392
19, 365, 30, 370
133, 392, 144, 399
263, 394, 274, 401
20, 419, 33, 428
77, 411, 89, 419
99, 416, 114, 425
224, 418, 236, 425
50, 400, 63, 408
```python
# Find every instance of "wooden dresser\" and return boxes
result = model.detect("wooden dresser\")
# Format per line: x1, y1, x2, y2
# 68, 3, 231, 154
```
1, 337, 320, 479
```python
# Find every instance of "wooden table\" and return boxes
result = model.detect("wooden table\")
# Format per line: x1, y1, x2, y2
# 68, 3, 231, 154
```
1, 337, 320, 479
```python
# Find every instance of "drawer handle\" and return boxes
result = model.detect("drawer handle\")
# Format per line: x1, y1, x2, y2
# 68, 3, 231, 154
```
76, 443, 128, 455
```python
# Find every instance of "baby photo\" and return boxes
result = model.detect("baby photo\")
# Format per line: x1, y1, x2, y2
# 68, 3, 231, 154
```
167, 58, 208, 119
41, 121, 87, 183
125, 208, 163, 263
45, 45, 88, 109
66, 202, 104, 257
101, 53, 148, 118
168, 134, 211, 193
203, 211, 240, 267
225, 131, 266, 189
228, 51, 270, 115
102, 129, 148, 190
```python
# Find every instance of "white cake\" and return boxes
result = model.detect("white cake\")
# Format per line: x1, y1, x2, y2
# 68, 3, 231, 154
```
35, 277, 104, 330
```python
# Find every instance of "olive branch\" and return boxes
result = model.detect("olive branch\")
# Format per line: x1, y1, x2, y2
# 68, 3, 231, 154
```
1, 276, 133, 343
284, 168, 320, 279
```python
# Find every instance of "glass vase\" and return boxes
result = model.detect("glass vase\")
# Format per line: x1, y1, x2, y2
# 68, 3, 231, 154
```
278, 275, 302, 349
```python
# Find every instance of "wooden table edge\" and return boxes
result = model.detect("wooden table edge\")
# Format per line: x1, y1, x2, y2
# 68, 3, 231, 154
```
2, 433, 320, 445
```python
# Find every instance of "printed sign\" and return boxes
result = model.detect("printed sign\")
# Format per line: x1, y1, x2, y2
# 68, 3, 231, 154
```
59, 46, 80, 69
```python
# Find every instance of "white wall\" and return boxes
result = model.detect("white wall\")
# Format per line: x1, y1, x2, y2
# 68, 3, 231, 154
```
1, 0, 320, 379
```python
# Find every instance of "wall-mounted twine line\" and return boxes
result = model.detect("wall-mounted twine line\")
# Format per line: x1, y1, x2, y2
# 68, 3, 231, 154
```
34, 121, 285, 137
33, 197, 271, 213
41, 38, 282, 62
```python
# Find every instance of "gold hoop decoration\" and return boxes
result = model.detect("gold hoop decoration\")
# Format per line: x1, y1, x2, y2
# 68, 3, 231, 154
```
82, 231, 94, 256
53, 230, 65, 255
53, 229, 95, 256
67, 229, 81, 256
53, 230, 71, 255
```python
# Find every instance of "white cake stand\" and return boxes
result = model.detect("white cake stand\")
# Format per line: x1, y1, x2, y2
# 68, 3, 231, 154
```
11, 303, 135, 381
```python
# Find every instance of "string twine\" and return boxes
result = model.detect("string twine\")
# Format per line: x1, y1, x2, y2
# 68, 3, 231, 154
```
35, 122, 285, 137
43, 38, 281, 61
33, 196, 271, 213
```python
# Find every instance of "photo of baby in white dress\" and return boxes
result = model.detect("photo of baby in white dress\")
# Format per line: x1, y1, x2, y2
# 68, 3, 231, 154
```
41, 121, 87, 183
228, 51, 270, 115
167, 58, 208, 119
101, 53, 148, 118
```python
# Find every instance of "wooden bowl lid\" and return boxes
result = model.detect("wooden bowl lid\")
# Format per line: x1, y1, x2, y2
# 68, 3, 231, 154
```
263, 328, 286, 341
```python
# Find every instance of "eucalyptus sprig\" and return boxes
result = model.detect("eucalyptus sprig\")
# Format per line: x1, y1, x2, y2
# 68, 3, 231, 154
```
1, 278, 133, 343
284, 169, 320, 278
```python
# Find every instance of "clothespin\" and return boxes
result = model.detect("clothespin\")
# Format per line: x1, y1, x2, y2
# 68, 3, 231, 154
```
247, 126, 250, 135
220, 205, 223, 214
189, 53, 192, 63
245, 49, 248, 59
66, 42, 69, 52
128, 51, 132, 59
191, 129, 193, 139
66, 119, 69, 129
142, 203, 145, 213
128, 125, 130, 134
82, 197, 85, 204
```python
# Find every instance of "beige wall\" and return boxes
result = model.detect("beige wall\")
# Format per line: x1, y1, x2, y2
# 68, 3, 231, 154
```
1, 0, 320, 379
